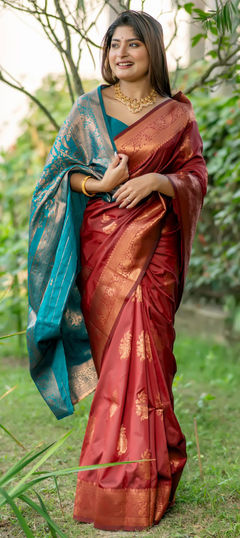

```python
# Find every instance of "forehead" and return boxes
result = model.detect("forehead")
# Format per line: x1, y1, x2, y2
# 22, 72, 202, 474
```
111, 25, 138, 40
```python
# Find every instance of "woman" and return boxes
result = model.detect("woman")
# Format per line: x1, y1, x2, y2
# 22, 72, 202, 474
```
27, 10, 207, 532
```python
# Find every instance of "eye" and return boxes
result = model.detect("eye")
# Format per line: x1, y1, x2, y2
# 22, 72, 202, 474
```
111, 42, 119, 49
129, 42, 139, 47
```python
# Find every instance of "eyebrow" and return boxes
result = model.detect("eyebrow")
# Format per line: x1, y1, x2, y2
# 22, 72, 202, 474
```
111, 38, 140, 42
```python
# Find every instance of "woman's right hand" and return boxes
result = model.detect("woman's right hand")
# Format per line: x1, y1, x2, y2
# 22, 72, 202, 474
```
100, 153, 129, 193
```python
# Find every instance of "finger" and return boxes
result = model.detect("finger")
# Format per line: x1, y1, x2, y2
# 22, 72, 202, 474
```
126, 197, 139, 208
118, 153, 128, 162
114, 191, 129, 203
115, 175, 130, 192
119, 195, 133, 208
115, 188, 133, 202
110, 154, 120, 168
118, 154, 129, 166
113, 183, 130, 198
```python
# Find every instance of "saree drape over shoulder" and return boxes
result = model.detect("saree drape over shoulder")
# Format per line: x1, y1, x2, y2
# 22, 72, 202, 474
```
27, 86, 207, 531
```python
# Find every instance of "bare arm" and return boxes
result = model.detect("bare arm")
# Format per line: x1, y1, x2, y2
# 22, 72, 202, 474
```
70, 153, 129, 194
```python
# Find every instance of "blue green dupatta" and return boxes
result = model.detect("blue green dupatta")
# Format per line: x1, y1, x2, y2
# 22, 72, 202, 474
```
27, 86, 115, 419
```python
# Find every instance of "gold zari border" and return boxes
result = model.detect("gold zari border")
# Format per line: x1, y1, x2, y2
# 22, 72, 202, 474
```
74, 479, 171, 531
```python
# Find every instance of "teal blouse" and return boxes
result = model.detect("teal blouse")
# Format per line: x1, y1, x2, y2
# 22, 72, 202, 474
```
106, 115, 128, 138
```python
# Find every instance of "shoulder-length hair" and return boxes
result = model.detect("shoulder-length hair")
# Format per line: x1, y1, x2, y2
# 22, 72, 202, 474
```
101, 10, 172, 97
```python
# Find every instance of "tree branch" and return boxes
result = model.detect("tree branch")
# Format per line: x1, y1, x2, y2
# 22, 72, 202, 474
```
166, 4, 179, 51
0, 67, 60, 131
185, 44, 240, 94
0, 0, 101, 49
53, 0, 83, 95
60, 52, 75, 104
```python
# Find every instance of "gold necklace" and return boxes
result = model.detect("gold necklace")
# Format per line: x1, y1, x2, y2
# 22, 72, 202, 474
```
114, 82, 157, 113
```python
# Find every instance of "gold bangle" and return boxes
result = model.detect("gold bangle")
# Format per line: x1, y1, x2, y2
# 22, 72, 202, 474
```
81, 175, 95, 197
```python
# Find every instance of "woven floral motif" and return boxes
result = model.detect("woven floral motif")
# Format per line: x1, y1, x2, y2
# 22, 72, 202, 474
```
136, 330, 152, 362
138, 448, 152, 481
87, 415, 96, 443
137, 331, 145, 361
109, 389, 119, 418
155, 392, 164, 416
101, 213, 111, 222
136, 390, 148, 421
119, 330, 132, 360
117, 424, 128, 455
145, 332, 153, 362
102, 221, 118, 235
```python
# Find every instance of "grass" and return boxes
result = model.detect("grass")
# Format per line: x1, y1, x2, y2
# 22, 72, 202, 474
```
0, 333, 239, 537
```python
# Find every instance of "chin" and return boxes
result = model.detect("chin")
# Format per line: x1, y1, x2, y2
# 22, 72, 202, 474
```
116, 70, 149, 84
117, 74, 142, 83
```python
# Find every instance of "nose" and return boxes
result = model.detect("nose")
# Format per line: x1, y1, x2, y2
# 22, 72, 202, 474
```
117, 42, 128, 57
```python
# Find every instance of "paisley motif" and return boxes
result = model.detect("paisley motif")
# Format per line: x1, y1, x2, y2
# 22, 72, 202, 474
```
117, 424, 128, 455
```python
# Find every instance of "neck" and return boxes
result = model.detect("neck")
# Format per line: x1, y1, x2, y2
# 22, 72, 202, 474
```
118, 79, 152, 99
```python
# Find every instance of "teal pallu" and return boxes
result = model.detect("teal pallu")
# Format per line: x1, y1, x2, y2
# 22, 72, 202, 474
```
27, 87, 116, 419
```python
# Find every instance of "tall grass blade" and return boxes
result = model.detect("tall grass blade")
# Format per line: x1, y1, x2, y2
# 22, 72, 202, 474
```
0, 487, 35, 538
33, 490, 58, 538
0, 423, 26, 449
0, 443, 54, 487
53, 476, 65, 516
19, 494, 67, 538
1, 460, 144, 503
9, 430, 72, 496
0, 385, 17, 400
31, 459, 144, 478
0, 330, 26, 340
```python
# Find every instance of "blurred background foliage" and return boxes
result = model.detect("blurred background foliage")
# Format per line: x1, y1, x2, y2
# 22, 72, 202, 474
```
0, 0, 240, 357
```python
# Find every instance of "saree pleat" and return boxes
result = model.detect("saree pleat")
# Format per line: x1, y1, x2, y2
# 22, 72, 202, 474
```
73, 199, 187, 531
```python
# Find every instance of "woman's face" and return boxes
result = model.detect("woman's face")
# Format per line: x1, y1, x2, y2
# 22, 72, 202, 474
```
108, 25, 150, 83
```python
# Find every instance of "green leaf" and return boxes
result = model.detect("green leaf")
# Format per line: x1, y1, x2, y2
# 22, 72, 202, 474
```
0, 487, 35, 538
193, 8, 208, 19
208, 22, 218, 36
9, 430, 73, 497
20, 493, 67, 538
191, 33, 205, 47
0, 329, 26, 340
33, 491, 58, 538
229, 0, 238, 14
0, 443, 54, 488
3, 460, 145, 503
0, 424, 26, 449
183, 2, 194, 15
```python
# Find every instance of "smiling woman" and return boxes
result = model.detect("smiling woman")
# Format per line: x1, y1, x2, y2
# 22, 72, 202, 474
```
27, 9, 207, 533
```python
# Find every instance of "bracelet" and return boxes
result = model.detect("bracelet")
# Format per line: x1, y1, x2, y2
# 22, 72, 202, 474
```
81, 175, 95, 197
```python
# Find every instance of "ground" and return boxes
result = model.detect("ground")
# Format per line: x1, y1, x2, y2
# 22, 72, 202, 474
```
0, 333, 239, 537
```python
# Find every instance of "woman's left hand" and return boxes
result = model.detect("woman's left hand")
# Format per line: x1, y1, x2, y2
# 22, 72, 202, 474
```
113, 173, 157, 209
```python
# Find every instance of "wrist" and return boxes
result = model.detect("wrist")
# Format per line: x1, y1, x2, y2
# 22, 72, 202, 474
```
149, 173, 161, 191
84, 176, 101, 194
99, 176, 110, 193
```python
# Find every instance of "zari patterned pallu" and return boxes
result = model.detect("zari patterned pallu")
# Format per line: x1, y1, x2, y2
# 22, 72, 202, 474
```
27, 85, 207, 531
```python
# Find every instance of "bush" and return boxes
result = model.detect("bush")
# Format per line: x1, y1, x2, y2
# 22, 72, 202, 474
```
186, 94, 240, 316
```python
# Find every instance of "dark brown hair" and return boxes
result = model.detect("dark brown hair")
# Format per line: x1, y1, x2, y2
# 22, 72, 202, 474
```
101, 10, 172, 97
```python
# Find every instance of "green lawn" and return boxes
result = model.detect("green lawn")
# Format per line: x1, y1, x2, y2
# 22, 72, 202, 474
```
0, 333, 239, 537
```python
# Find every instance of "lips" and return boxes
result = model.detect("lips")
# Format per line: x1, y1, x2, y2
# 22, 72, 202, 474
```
116, 62, 134, 67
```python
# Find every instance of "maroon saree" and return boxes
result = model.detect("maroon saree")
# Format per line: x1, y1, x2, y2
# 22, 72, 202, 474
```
73, 94, 207, 531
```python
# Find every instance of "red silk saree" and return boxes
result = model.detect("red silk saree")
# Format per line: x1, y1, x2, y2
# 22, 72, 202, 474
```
73, 93, 207, 531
